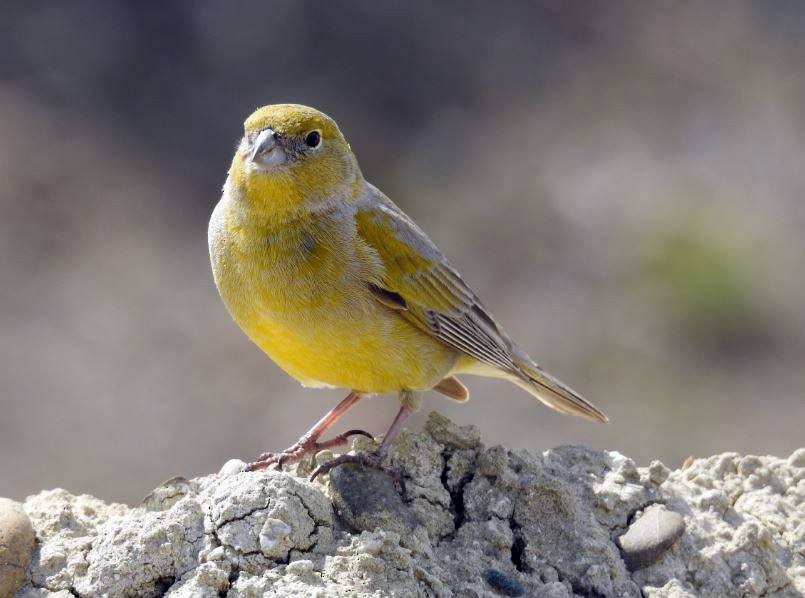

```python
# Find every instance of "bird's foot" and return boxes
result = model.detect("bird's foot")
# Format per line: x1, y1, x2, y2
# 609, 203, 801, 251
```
309, 451, 405, 493
245, 429, 374, 472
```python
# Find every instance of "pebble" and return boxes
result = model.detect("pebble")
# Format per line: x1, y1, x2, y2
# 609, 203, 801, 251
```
698, 489, 728, 511
618, 504, 685, 571
788, 448, 805, 468
218, 459, 248, 476
643, 579, 698, 598
286, 559, 315, 575
259, 518, 292, 557
647, 460, 670, 485
0, 497, 36, 598
737, 456, 763, 477
141, 476, 192, 511
483, 568, 524, 597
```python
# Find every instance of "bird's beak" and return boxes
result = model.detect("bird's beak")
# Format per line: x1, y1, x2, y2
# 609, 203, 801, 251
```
250, 128, 287, 167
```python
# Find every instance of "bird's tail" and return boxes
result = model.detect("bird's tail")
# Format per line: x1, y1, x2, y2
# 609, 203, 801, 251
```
511, 359, 609, 423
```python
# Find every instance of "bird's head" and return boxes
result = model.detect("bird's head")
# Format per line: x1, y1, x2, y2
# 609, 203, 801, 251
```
227, 104, 362, 219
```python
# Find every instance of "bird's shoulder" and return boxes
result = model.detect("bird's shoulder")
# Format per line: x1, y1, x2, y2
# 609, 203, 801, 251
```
352, 183, 443, 264
352, 184, 458, 300
351, 183, 519, 371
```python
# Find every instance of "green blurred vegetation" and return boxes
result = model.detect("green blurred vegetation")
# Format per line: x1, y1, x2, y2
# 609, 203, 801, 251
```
642, 214, 771, 357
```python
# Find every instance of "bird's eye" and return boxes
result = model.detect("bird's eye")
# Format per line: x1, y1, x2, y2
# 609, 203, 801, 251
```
304, 130, 321, 148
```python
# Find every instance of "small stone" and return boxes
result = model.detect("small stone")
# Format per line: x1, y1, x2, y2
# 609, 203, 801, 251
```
477, 445, 509, 477
788, 448, 805, 468
424, 411, 481, 449
350, 435, 379, 454
737, 456, 763, 477
141, 476, 192, 511
295, 452, 327, 478
350, 436, 380, 453
711, 453, 739, 478
0, 497, 36, 598
202, 546, 226, 562
314, 450, 335, 465
698, 489, 728, 511
539, 564, 559, 583
329, 464, 415, 534
218, 459, 247, 476
610, 452, 639, 481
286, 559, 315, 576
259, 518, 293, 558
618, 504, 685, 571
483, 568, 524, 597
744, 473, 765, 491
643, 579, 698, 597
648, 461, 670, 485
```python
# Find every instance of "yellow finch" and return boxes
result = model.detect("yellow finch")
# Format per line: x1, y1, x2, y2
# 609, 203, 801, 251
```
208, 104, 607, 476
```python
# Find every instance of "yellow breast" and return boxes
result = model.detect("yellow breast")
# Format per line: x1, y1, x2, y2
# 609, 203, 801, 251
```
208, 193, 456, 393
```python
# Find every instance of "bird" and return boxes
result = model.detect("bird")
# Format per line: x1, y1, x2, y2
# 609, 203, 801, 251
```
208, 104, 607, 478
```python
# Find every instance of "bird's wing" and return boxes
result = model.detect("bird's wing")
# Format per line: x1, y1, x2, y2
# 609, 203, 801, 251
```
353, 186, 608, 423
355, 190, 518, 373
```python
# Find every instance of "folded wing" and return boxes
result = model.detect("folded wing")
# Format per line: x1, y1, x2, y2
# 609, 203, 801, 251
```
354, 186, 608, 422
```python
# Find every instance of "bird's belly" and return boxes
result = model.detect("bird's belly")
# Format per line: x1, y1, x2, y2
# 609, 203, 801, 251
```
252, 297, 455, 393
220, 263, 455, 393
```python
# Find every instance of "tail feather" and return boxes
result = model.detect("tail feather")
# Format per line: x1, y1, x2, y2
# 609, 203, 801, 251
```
513, 361, 608, 423
433, 375, 470, 402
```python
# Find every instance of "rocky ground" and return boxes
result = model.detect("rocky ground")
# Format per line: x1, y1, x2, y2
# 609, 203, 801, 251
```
2, 412, 803, 597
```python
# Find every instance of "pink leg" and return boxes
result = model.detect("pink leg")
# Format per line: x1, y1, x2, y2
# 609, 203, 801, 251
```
310, 404, 413, 482
375, 405, 412, 457
246, 391, 371, 471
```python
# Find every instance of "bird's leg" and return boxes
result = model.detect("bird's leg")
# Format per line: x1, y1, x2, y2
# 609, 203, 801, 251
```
246, 391, 372, 471
375, 402, 413, 457
310, 391, 418, 484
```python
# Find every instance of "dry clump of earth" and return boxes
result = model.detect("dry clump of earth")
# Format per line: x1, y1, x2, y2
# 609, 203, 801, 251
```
2, 412, 803, 597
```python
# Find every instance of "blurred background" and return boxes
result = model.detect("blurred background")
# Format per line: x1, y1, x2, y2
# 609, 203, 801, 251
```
2, 1, 804, 504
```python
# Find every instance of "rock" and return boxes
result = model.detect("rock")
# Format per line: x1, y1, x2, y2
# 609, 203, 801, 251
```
218, 458, 247, 476
141, 476, 192, 511
643, 579, 698, 598
424, 411, 481, 449
209, 471, 334, 567
15, 590, 74, 598
11, 412, 805, 597
647, 460, 671, 485
0, 497, 35, 598
618, 504, 686, 571
328, 464, 415, 534
484, 568, 525, 596
789, 447, 805, 468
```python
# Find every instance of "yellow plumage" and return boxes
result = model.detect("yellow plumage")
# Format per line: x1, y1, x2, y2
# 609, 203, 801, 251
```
208, 104, 606, 469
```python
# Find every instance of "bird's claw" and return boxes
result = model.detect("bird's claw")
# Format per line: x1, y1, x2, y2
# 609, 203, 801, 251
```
245, 429, 376, 472
310, 451, 382, 480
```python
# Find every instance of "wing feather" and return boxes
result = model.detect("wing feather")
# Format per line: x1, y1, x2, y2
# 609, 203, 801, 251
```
353, 185, 608, 423
354, 189, 518, 373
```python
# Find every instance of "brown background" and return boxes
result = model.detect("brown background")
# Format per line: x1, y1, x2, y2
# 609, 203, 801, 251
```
2, 1, 804, 503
